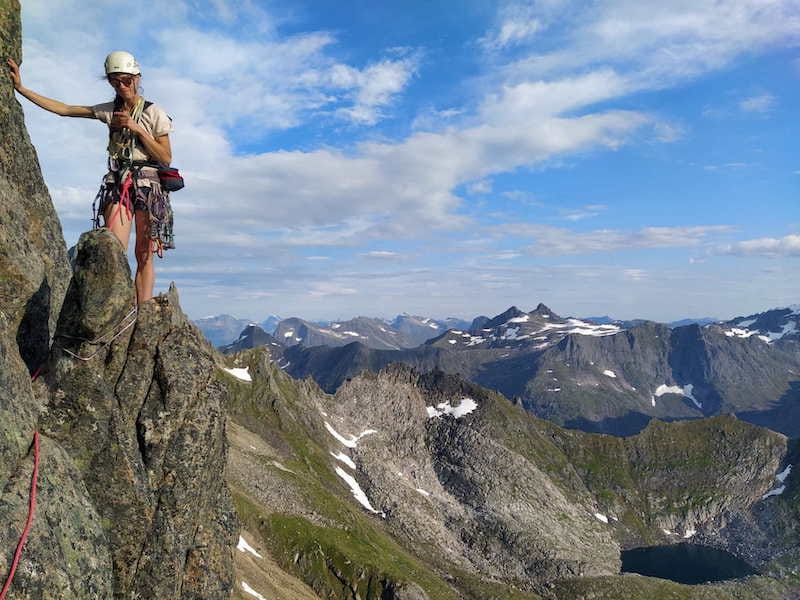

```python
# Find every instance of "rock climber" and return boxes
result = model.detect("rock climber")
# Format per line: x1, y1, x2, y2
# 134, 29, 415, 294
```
7, 51, 174, 305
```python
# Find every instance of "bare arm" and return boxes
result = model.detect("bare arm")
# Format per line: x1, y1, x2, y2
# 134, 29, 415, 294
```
6, 58, 95, 118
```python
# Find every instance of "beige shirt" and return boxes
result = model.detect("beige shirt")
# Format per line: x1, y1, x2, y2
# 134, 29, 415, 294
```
92, 100, 173, 162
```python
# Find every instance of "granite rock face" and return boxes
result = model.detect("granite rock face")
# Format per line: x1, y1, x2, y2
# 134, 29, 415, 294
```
43, 230, 238, 599
0, 2, 104, 597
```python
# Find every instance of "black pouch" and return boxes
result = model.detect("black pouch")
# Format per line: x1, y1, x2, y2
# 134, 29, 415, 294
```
158, 166, 184, 192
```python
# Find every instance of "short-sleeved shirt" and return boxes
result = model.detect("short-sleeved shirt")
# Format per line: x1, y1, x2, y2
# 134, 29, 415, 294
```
92, 100, 173, 163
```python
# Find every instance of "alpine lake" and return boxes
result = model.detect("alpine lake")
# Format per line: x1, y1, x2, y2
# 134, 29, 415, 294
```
621, 543, 758, 584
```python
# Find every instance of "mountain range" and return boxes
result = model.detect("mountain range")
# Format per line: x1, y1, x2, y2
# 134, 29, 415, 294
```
201, 314, 472, 351
243, 303, 800, 437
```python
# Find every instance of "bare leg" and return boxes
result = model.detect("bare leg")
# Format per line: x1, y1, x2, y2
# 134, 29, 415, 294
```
134, 210, 155, 304
103, 201, 133, 250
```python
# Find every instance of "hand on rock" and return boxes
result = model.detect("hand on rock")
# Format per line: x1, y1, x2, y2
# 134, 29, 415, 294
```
6, 58, 22, 91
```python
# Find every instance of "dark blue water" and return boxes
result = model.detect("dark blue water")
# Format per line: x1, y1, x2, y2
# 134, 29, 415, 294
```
621, 544, 758, 584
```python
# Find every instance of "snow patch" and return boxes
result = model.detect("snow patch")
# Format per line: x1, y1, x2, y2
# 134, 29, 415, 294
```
335, 466, 383, 515
603, 370, 617, 378
223, 367, 252, 382
724, 327, 760, 339
324, 422, 377, 448
237, 536, 263, 558
683, 528, 696, 538
331, 451, 356, 470
762, 321, 798, 342
283, 330, 294, 338
448, 339, 457, 345
594, 513, 609, 524
426, 397, 478, 419
416, 488, 431, 497
763, 465, 793, 499
507, 315, 530, 324
655, 383, 702, 409
271, 461, 295, 474
241, 581, 268, 600
762, 486, 786, 500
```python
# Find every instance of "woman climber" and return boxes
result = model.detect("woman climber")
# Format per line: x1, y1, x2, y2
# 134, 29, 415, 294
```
6, 51, 174, 305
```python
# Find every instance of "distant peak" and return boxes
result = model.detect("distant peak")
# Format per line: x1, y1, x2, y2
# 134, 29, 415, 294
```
484, 306, 527, 328
498, 306, 524, 318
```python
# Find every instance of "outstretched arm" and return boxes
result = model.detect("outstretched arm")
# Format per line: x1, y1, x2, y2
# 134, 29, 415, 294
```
7, 58, 95, 118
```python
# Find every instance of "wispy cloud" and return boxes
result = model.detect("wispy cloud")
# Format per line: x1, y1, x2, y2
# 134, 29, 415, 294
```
718, 234, 800, 257
329, 56, 418, 124
495, 1, 800, 90
359, 250, 405, 260
468, 179, 493, 194
703, 162, 754, 171
560, 204, 608, 221
739, 93, 776, 113
494, 224, 732, 256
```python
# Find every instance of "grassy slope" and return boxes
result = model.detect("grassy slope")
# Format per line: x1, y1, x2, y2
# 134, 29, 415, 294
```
222, 353, 797, 599
224, 351, 541, 599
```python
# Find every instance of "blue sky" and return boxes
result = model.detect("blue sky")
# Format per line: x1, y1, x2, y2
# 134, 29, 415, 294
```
16, 0, 800, 322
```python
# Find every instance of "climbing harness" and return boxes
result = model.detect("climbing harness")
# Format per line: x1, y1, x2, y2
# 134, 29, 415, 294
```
56, 306, 138, 362
0, 371, 42, 600
91, 97, 176, 253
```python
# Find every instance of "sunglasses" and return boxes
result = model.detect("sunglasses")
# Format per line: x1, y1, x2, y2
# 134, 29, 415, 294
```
108, 74, 136, 87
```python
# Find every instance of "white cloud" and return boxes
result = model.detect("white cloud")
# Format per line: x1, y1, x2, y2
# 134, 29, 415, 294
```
468, 179, 493, 194
330, 58, 418, 124
498, 1, 800, 90
561, 204, 608, 221
496, 224, 732, 256
718, 235, 800, 257
480, 0, 567, 50
739, 93, 776, 113
360, 251, 404, 260
703, 162, 753, 171
623, 268, 648, 281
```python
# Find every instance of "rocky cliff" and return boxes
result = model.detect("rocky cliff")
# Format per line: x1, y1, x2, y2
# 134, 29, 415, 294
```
0, 2, 237, 596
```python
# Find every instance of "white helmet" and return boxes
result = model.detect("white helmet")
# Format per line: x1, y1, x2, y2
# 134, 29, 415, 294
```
104, 51, 140, 75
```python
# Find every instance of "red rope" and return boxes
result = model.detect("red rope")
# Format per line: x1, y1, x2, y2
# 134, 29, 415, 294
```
108, 172, 134, 227
0, 372, 42, 599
